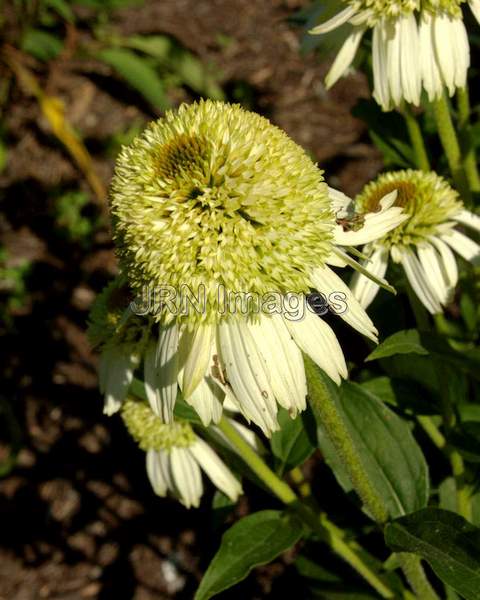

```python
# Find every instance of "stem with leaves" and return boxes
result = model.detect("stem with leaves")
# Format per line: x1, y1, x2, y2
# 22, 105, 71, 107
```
457, 86, 480, 193
216, 417, 396, 599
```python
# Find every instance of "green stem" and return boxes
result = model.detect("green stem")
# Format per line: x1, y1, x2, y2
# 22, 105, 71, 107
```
305, 357, 389, 524
457, 86, 480, 193
416, 416, 446, 450
433, 93, 471, 202
402, 105, 430, 172
216, 417, 396, 599
397, 553, 439, 600
304, 356, 440, 599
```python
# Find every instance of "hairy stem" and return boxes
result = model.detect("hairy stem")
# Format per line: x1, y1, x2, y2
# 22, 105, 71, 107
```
402, 105, 430, 172
433, 93, 471, 202
457, 86, 480, 193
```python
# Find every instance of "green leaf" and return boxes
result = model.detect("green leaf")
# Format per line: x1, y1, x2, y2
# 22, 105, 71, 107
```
270, 408, 316, 475
366, 329, 429, 362
311, 367, 429, 518
195, 510, 303, 600
360, 376, 437, 415
449, 422, 480, 463
123, 34, 173, 60
385, 508, 480, 600
97, 48, 170, 109
21, 29, 64, 61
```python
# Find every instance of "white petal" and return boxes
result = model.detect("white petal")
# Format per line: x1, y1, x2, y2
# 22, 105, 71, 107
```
372, 20, 392, 110
417, 243, 450, 305
451, 18, 470, 90
399, 13, 421, 105
178, 324, 214, 398
189, 438, 242, 501
309, 5, 357, 34
170, 447, 203, 508
429, 236, 458, 291
333, 191, 406, 246
285, 310, 347, 385
433, 14, 468, 96
186, 377, 223, 426
100, 345, 137, 416
310, 266, 378, 341
326, 27, 365, 88
419, 11, 443, 102
350, 246, 389, 309
328, 186, 353, 216
469, 0, 480, 24
217, 320, 279, 436
386, 17, 402, 106
146, 450, 170, 496
401, 249, 442, 314
442, 229, 480, 265
247, 313, 307, 416
453, 209, 480, 233
144, 323, 179, 423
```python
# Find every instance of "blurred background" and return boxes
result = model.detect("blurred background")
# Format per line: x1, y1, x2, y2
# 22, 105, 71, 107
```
0, 1, 384, 598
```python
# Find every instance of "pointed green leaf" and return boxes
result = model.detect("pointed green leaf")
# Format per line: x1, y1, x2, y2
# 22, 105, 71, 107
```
366, 329, 429, 362
195, 510, 303, 600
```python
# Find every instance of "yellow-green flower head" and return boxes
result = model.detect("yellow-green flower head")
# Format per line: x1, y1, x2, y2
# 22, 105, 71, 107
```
87, 276, 150, 352
354, 170, 462, 250
121, 397, 195, 451
344, 0, 464, 22
350, 169, 480, 315
110, 100, 334, 326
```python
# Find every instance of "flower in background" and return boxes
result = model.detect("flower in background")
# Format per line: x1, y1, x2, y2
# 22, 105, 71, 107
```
108, 100, 406, 436
121, 397, 242, 508
349, 169, 480, 313
310, 0, 480, 110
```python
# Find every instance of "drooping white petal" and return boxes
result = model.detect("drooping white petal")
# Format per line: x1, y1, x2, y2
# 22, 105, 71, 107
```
442, 229, 480, 265
99, 345, 137, 416
350, 246, 389, 309
399, 13, 421, 106
284, 310, 347, 385
333, 191, 406, 246
186, 377, 223, 426
453, 209, 480, 233
189, 438, 242, 501
400, 248, 442, 314
247, 313, 307, 416
419, 11, 443, 101
178, 324, 214, 398
417, 243, 450, 305
309, 5, 357, 34
170, 447, 203, 508
433, 14, 468, 96
146, 450, 171, 496
386, 17, 402, 106
429, 236, 458, 292
372, 19, 392, 110
310, 265, 378, 341
326, 27, 365, 88
469, 0, 480, 24
217, 320, 279, 436
144, 323, 179, 423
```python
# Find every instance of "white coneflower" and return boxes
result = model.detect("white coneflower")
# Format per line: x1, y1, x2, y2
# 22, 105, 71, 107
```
310, 1, 480, 110
349, 169, 480, 313
121, 397, 242, 508
110, 100, 406, 436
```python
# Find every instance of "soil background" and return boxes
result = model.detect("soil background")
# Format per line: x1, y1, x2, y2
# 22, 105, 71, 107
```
0, 1, 382, 598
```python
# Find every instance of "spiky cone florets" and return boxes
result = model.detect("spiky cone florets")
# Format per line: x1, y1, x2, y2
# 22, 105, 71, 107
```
350, 169, 480, 314
104, 100, 406, 436
310, 0, 479, 110
121, 397, 242, 508
111, 100, 335, 327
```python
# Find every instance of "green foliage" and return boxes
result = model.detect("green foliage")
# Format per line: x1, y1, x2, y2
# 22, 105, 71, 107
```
0, 248, 31, 323
366, 329, 429, 362
194, 510, 304, 600
53, 190, 99, 245
21, 28, 64, 61
313, 371, 430, 519
270, 408, 316, 475
385, 508, 480, 600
